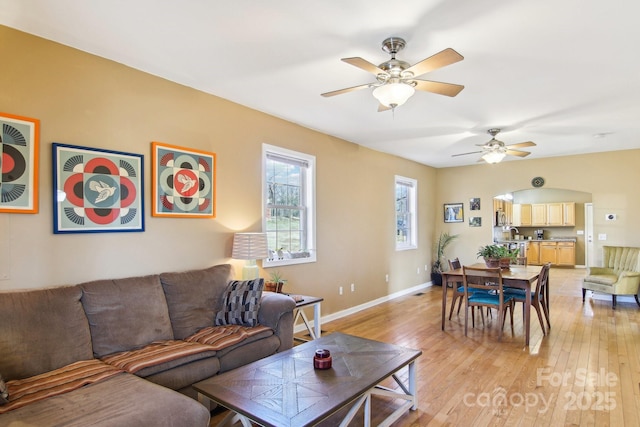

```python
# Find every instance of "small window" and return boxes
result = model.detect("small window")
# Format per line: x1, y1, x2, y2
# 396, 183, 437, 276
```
395, 176, 417, 250
262, 144, 316, 267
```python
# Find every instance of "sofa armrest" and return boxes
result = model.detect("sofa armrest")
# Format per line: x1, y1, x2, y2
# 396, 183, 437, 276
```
613, 271, 640, 295
258, 293, 296, 352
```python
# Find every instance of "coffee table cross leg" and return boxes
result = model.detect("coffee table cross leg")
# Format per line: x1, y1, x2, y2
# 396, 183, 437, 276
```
218, 410, 252, 427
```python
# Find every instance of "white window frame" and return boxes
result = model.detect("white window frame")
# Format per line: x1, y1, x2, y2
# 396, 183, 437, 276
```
395, 175, 417, 251
262, 144, 316, 267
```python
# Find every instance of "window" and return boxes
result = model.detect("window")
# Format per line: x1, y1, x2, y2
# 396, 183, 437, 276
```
262, 144, 316, 267
395, 176, 417, 250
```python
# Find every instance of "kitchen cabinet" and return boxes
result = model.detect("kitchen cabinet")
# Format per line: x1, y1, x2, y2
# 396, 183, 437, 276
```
540, 242, 557, 264
563, 202, 575, 226
547, 203, 563, 226
512, 204, 532, 227
528, 241, 540, 265
532, 204, 547, 226
557, 242, 576, 265
527, 202, 575, 227
530, 241, 576, 266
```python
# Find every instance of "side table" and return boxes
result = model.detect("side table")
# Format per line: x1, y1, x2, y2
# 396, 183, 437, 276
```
288, 294, 323, 341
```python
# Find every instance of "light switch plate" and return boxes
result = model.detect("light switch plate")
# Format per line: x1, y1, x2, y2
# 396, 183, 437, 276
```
598, 233, 607, 241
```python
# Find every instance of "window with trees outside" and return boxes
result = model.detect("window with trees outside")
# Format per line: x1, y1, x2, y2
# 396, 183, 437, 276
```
396, 176, 417, 250
262, 144, 316, 267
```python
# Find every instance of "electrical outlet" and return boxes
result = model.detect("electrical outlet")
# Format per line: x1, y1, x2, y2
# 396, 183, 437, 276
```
385, 274, 389, 282
417, 268, 420, 275
351, 283, 355, 292
425, 264, 428, 271
339, 286, 343, 295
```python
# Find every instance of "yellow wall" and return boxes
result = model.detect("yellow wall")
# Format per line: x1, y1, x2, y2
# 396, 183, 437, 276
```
2, 26, 639, 319
0, 26, 436, 317
435, 152, 640, 267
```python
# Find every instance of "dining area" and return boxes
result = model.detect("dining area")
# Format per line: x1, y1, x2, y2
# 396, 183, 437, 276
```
441, 260, 551, 346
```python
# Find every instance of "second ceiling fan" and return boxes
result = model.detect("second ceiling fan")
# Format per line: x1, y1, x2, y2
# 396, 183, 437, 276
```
452, 129, 536, 164
321, 37, 464, 111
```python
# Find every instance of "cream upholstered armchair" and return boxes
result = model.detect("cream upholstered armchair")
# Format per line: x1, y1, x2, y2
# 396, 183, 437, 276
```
583, 246, 640, 308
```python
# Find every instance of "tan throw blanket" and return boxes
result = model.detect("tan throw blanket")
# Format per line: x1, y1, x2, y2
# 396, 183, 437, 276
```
0, 359, 123, 414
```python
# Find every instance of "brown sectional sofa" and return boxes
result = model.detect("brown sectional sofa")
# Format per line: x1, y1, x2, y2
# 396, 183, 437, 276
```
0, 264, 295, 426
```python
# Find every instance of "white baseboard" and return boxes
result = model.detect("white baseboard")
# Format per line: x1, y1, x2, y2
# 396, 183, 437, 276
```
293, 281, 432, 335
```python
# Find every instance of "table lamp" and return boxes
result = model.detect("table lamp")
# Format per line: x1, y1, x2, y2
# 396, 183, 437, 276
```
231, 232, 269, 279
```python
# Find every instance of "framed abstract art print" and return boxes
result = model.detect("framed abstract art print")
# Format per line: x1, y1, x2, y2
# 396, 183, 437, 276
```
0, 112, 40, 213
151, 141, 216, 218
52, 143, 144, 233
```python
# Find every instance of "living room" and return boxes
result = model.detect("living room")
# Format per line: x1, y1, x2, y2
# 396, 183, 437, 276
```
2, 24, 640, 314
1, 5, 640, 424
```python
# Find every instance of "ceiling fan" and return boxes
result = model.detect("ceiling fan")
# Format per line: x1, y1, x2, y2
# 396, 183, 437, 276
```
452, 129, 536, 164
321, 37, 464, 111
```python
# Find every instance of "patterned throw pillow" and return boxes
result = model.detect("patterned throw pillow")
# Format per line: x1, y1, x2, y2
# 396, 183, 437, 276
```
215, 279, 264, 327
0, 373, 8, 405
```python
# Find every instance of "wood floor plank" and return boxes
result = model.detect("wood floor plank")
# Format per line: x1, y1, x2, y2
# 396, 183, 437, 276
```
209, 268, 640, 427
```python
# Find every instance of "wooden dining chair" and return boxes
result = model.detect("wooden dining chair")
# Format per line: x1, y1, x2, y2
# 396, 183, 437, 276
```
505, 263, 551, 334
449, 258, 493, 321
448, 258, 464, 319
462, 266, 515, 341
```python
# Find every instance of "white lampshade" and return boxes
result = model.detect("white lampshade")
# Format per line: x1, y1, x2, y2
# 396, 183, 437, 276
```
482, 151, 507, 164
372, 82, 415, 108
232, 233, 268, 259
232, 233, 269, 279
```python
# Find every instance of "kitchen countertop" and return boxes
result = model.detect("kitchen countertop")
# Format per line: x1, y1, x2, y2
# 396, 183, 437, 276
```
496, 238, 577, 243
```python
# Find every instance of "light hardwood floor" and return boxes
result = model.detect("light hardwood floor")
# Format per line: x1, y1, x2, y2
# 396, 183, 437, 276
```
211, 267, 640, 426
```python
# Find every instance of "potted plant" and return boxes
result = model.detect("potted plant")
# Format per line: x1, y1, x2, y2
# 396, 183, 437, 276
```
431, 232, 459, 285
265, 270, 286, 293
477, 244, 519, 269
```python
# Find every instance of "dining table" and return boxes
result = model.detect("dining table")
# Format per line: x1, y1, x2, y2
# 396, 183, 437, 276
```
441, 263, 542, 346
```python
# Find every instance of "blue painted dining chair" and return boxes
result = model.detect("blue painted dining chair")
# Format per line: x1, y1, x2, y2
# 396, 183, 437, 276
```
449, 258, 493, 322
504, 262, 551, 334
462, 265, 515, 341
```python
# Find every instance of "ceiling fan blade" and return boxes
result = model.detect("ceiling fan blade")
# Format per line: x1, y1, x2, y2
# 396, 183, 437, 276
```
321, 83, 371, 97
506, 141, 536, 149
404, 48, 464, 77
378, 103, 392, 112
341, 57, 387, 75
413, 79, 465, 97
452, 150, 483, 157
505, 149, 531, 157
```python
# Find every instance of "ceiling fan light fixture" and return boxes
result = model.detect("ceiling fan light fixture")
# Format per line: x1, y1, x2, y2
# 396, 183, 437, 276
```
481, 151, 506, 164
372, 82, 415, 108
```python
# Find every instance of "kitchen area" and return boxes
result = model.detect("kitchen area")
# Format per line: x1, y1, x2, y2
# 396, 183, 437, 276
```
492, 188, 591, 267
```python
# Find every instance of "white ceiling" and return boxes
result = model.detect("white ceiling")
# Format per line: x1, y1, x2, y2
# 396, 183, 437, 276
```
1, 0, 639, 168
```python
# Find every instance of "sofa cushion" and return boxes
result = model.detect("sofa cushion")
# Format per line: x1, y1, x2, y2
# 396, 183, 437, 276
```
0, 286, 94, 380
159, 264, 233, 339
0, 372, 210, 427
215, 278, 264, 327
80, 275, 174, 358
0, 359, 123, 414
584, 274, 618, 286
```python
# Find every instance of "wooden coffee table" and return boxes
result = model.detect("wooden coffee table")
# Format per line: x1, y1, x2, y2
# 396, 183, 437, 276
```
193, 332, 422, 426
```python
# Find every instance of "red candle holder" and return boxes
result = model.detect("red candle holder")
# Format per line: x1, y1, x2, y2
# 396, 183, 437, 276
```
313, 349, 332, 369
